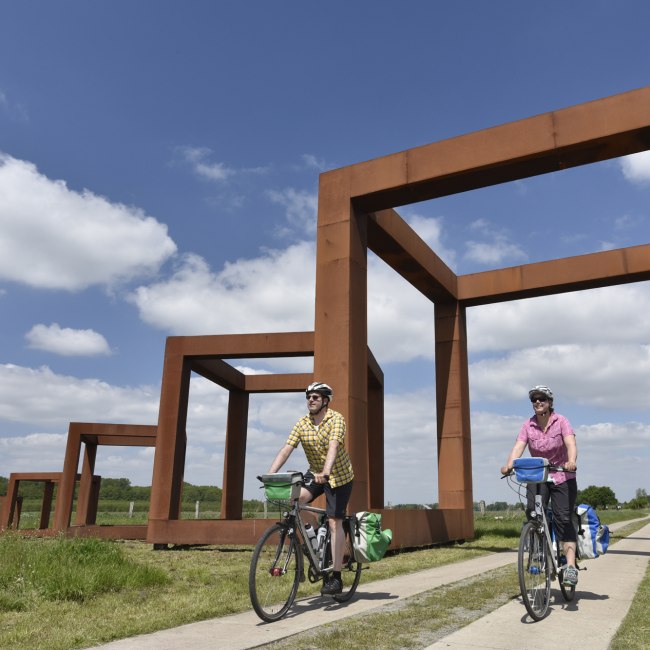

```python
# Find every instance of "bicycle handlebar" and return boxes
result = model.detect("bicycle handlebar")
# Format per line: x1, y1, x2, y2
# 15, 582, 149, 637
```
501, 463, 577, 479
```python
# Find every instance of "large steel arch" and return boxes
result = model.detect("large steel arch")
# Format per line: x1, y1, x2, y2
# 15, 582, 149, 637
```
313, 86, 650, 545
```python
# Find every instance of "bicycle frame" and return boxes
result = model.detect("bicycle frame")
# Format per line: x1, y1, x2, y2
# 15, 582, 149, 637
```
530, 491, 561, 580
504, 462, 576, 621
250, 472, 363, 622
291, 501, 330, 578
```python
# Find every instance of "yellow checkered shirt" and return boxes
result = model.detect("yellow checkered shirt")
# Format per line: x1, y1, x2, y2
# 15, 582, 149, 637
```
286, 408, 354, 488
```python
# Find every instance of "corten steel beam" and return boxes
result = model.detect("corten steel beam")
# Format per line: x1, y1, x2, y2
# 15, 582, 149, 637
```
314, 85, 650, 548
147, 331, 385, 545
367, 349, 385, 510
457, 243, 650, 306
435, 302, 473, 520
345, 86, 650, 212
0, 473, 78, 531
53, 423, 157, 534
313, 177, 370, 514
368, 209, 457, 303
148, 332, 317, 544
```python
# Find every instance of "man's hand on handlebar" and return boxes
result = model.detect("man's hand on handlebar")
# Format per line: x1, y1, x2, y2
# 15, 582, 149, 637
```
313, 472, 330, 484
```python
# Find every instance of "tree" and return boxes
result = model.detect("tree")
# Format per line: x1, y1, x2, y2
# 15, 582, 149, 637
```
577, 485, 617, 509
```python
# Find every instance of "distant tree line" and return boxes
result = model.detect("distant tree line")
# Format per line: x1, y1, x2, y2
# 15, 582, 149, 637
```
2, 477, 648, 511
0, 476, 225, 504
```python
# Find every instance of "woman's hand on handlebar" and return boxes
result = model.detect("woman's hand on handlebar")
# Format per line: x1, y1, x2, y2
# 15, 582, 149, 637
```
500, 464, 512, 476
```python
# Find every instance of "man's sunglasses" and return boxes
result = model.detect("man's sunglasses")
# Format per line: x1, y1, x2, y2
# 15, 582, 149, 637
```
306, 394, 322, 401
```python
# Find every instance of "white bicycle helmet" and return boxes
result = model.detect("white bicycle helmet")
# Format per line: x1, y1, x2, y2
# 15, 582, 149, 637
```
528, 385, 553, 401
306, 382, 333, 401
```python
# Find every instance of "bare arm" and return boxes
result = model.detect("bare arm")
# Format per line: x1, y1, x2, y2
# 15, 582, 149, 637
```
563, 435, 577, 471
268, 444, 294, 474
501, 440, 527, 475
314, 439, 339, 484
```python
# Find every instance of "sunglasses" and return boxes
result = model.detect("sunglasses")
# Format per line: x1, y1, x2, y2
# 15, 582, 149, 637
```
531, 396, 549, 403
306, 394, 322, 401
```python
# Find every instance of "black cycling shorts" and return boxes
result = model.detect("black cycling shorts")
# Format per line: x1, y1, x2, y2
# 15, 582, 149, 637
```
303, 470, 353, 519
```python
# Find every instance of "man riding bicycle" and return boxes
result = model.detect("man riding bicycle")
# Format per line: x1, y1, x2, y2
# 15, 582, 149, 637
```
267, 382, 354, 596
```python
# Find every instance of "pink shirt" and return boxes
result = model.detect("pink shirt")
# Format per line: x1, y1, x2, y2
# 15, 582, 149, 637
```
517, 413, 576, 485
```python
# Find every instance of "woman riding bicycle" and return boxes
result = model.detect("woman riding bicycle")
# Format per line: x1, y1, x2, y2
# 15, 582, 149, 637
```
267, 381, 354, 596
501, 385, 579, 586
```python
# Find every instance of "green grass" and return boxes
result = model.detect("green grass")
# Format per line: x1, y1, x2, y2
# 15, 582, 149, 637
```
265, 513, 650, 650
0, 510, 647, 649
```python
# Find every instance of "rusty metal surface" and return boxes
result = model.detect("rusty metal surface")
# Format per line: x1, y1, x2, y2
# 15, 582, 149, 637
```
53, 423, 157, 532
147, 330, 384, 545
458, 243, 650, 306
312, 85, 649, 547
5, 87, 649, 550
342, 86, 650, 211
0, 472, 79, 531
148, 332, 318, 544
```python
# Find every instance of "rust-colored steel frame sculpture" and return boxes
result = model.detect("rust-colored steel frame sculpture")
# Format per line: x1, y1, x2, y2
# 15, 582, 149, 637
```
0, 472, 80, 531
312, 86, 650, 547
4, 88, 648, 550
53, 422, 157, 539
147, 332, 383, 545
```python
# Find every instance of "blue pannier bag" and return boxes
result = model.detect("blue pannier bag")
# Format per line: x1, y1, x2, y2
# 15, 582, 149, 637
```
575, 503, 610, 559
513, 457, 549, 483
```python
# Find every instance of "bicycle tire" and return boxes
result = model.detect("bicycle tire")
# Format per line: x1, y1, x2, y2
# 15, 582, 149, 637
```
323, 517, 362, 603
556, 539, 576, 602
249, 523, 302, 622
518, 521, 551, 621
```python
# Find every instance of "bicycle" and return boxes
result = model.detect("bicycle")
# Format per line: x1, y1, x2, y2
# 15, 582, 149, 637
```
249, 471, 363, 622
503, 458, 578, 621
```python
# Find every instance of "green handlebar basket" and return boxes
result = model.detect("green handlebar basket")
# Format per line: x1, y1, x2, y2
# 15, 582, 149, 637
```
261, 471, 303, 504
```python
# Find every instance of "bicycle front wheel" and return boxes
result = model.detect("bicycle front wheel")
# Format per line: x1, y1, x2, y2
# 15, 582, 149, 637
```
518, 521, 551, 621
323, 517, 363, 603
249, 523, 302, 622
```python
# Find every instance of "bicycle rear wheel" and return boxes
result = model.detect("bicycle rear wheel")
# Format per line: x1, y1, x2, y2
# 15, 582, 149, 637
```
249, 523, 302, 622
518, 521, 551, 621
323, 517, 362, 603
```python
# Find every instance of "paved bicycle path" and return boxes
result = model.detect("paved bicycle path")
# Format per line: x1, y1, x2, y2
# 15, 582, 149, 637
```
426, 518, 650, 650
93, 517, 649, 650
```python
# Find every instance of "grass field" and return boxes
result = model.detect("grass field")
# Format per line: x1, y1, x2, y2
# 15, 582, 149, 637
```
0, 509, 648, 649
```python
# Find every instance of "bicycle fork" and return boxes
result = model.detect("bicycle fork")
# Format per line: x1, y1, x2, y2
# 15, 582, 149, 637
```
534, 495, 559, 579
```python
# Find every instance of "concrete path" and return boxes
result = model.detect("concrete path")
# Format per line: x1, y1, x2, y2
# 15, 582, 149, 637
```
93, 517, 650, 650
426, 519, 650, 650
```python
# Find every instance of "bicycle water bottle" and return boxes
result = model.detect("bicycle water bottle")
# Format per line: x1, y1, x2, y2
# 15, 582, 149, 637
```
305, 523, 318, 551
316, 525, 327, 558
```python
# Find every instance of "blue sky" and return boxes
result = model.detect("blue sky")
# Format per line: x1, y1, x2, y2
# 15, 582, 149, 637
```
1, 2, 649, 506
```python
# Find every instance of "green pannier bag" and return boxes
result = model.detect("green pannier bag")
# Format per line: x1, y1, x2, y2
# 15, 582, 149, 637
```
353, 511, 392, 562
261, 472, 302, 503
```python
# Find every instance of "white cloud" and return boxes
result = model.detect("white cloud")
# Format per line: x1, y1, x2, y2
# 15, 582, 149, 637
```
463, 219, 527, 265
470, 343, 650, 408
25, 323, 112, 356
177, 146, 234, 182
0, 90, 28, 122
467, 284, 650, 352
620, 151, 650, 184
0, 363, 159, 427
0, 154, 177, 290
128, 244, 316, 335
267, 187, 318, 236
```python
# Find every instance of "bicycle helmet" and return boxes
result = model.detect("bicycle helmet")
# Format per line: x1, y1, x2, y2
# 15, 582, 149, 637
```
528, 385, 554, 401
306, 382, 333, 401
